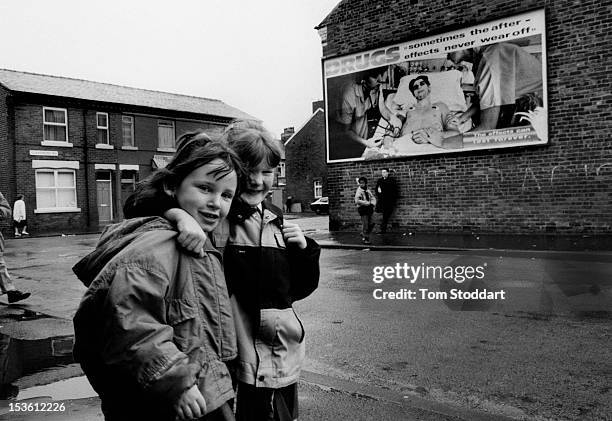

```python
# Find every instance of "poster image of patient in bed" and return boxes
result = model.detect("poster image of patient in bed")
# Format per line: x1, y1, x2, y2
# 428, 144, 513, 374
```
323, 9, 548, 163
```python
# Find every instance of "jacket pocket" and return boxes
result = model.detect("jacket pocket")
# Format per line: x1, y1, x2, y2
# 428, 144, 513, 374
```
167, 299, 198, 350
259, 308, 304, 347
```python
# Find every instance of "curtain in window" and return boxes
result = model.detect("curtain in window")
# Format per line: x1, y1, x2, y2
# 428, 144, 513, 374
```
44, 109, 67, 141
122, 117, 134, 147
44, 109, 65, 123
158, 122, 175, 148
97, 129, 108, 144
44, 125, 67, 141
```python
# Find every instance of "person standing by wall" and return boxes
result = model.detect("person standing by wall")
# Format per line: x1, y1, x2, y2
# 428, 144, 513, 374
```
355, 177, 376, 244
0, 191, 30, 303
12, 194, 28, 237
375, 168, 398, 233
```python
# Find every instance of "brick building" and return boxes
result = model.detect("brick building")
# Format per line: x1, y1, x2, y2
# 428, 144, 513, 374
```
284, 101, 327, 210
317, 1, 611, 237
0, 69, 254, 235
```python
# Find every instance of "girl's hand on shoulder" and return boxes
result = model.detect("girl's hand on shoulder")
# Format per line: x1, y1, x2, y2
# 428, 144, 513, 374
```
177, 217, 207, 258
165, 208, 207, 257
282, 222, 307, 249
174, 385, 206, 420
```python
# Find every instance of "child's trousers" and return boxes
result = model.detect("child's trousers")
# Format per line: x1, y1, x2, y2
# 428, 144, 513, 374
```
235, 382, 298, 421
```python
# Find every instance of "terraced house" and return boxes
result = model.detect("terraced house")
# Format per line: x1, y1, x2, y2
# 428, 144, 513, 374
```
0, 69, 254, 234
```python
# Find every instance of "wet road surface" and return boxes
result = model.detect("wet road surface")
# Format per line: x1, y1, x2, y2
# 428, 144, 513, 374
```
0, 218, 610, 420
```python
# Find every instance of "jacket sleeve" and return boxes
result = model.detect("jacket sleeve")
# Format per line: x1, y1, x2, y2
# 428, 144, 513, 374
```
288, 237, 321, 302
0, 192, 11, 221
102, 265, 200, 403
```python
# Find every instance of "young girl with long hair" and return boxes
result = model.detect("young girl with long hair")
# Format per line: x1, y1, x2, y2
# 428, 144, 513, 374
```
73, 132, 243, 421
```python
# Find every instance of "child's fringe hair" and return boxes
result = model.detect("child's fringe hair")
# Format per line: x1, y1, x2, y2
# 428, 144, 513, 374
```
219, 120, 282, 170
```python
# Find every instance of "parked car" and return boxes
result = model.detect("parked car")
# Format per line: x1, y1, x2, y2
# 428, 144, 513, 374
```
310, 197, 329, 214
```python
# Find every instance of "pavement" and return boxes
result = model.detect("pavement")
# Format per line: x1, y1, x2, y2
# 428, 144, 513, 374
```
0, 214, 610, 420
284, 214, 612, 259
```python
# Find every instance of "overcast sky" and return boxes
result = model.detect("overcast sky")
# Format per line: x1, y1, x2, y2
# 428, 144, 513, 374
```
0, 0, 339, 136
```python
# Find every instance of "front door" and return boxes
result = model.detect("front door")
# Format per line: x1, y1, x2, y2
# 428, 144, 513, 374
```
96, 172, 113, 225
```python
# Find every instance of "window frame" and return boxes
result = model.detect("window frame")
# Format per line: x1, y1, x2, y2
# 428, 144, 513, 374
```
42, 106, 70, 146
314, 180, 323, 199
157, 119, 176, 151
96, 112, 111, 147
34, 168, 80, 213
121, 115, 136, 149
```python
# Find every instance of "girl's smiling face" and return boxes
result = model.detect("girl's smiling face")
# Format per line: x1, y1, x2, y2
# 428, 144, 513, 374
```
172, 158, 237, 232
240, 160, 275, 207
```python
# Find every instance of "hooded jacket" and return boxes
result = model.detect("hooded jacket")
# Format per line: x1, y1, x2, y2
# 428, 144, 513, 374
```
73, 217, 236, 420
215, 199, 320, 389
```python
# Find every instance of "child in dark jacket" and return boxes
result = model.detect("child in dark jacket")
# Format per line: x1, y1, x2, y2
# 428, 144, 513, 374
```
74, 133, 243, 421
166, 121, 320, 421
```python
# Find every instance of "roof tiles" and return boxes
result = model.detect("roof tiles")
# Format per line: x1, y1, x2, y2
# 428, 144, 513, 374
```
0, 68, 255, 121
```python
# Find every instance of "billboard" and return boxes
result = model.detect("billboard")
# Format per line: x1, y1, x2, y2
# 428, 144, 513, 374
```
324, 9, 548, 162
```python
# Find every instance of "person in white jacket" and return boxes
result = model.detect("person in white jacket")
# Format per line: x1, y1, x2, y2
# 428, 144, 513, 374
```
12, 194, 28, 237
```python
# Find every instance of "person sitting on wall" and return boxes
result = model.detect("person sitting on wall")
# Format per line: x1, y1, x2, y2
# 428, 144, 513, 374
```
332, 67, 389, 159
446, 42, 543, 131
390, 75, 463, 153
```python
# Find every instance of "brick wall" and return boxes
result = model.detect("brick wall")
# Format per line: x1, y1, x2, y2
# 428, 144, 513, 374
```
13, 103, 89, 234
8, 95, 233, 234
0, 86, 14, 232
320, 0, 612, 234
285, 109, 327, 208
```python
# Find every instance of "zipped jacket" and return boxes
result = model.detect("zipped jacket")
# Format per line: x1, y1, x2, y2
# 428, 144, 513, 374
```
73, 217, 236, 420
215, 199, 320, 388
354, 186, 376, 208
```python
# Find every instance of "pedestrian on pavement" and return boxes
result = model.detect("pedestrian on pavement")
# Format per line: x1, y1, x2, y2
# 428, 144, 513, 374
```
73, 133, 243, 421
375, 168, 398, 233
12, 194, 28, 237
0, 191, 30, 304
166, 120, 321, 421
355, 176, 376, 244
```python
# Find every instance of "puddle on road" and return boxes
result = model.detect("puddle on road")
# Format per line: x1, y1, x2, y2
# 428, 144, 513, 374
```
0, 332, 76, 400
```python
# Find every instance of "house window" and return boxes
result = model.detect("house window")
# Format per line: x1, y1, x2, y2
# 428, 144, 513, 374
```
279, 162, 286, 178
122, 115, 134, 147
35, 169, 78, 211
43, 107, 68, 142
314, 180, 323, 198
96, 112, 109, 145
158, 120, 175, 149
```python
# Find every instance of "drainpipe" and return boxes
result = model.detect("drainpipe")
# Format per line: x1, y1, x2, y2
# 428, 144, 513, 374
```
83, 108, 91, 228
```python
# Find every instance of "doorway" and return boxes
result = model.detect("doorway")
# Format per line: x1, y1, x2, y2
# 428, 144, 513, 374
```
96, 171, 113, 225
